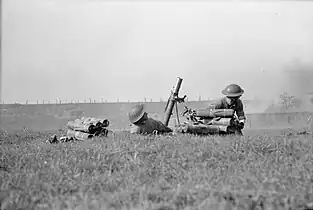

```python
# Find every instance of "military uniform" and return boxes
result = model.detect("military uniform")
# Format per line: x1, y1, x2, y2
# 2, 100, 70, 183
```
209, 84, 247, 135
128, 103, 173, 135
209, 97, 246, 122
130, 118, 173, 134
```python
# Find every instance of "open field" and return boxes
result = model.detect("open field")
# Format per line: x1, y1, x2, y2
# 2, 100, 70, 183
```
1, 102, 312, 131
1, 129, 313, 210
0, 102, 312, 209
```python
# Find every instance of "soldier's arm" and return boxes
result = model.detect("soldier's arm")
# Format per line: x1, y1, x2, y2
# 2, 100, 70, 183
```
236, 100, 246, 123
159, 122, 173, 133
208, 99, 223, 109
156, 120, 173, 133
162, 124, 173, 133
130, 124, 141, 134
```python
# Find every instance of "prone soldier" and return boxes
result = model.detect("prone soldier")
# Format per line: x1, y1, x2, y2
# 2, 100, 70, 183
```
128, 104, 173, 135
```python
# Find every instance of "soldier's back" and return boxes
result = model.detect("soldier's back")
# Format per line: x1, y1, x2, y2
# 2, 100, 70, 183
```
130, 118, 162, 134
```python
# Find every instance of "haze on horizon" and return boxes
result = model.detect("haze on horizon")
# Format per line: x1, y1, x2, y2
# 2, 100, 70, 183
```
1, 0, 313, 104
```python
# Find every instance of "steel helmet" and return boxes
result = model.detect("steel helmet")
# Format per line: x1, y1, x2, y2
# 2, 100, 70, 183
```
128, 103, 146, 123
222, 84, 244, 97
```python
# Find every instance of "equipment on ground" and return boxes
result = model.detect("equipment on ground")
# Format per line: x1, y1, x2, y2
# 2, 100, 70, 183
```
176, 106, 243, 135
66, 117, 109, 139
163, 78, 243, 135
48, 117, 110, 144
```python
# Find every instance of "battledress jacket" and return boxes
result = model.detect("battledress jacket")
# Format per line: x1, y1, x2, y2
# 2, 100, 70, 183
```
209, 97, 246, 122
130, 117, 173, 134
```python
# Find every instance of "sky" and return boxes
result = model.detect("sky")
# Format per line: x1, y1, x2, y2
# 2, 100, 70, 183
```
1, 0, 313, 104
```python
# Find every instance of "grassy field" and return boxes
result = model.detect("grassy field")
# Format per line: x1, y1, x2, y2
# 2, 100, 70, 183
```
1, 128, 313, 210
1, 102, 311, 131
0, 102, 312, 209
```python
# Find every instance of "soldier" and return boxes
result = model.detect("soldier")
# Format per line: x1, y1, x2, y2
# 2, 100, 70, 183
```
128, 103, 173, 135
209, 84, 246, 135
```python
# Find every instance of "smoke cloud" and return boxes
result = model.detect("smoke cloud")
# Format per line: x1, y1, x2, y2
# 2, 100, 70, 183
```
280, 59, 313, 111
282, 59, 313, 95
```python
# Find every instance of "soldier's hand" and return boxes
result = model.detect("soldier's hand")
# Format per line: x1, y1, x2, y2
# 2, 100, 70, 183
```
238, 122, 245, 129
190, 109, 197, 116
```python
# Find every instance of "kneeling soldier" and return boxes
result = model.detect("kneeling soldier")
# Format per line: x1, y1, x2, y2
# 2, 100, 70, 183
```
209, 84, 246, 135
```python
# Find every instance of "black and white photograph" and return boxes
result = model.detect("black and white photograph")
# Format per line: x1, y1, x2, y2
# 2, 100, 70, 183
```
1, 0, 313, 209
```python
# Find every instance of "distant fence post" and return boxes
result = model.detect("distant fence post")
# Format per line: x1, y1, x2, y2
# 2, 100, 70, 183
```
288, 115, 291, 124
308, 114, 312, 127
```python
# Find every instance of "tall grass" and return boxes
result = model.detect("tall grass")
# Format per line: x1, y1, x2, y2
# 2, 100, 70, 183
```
0, 130, 313, 210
